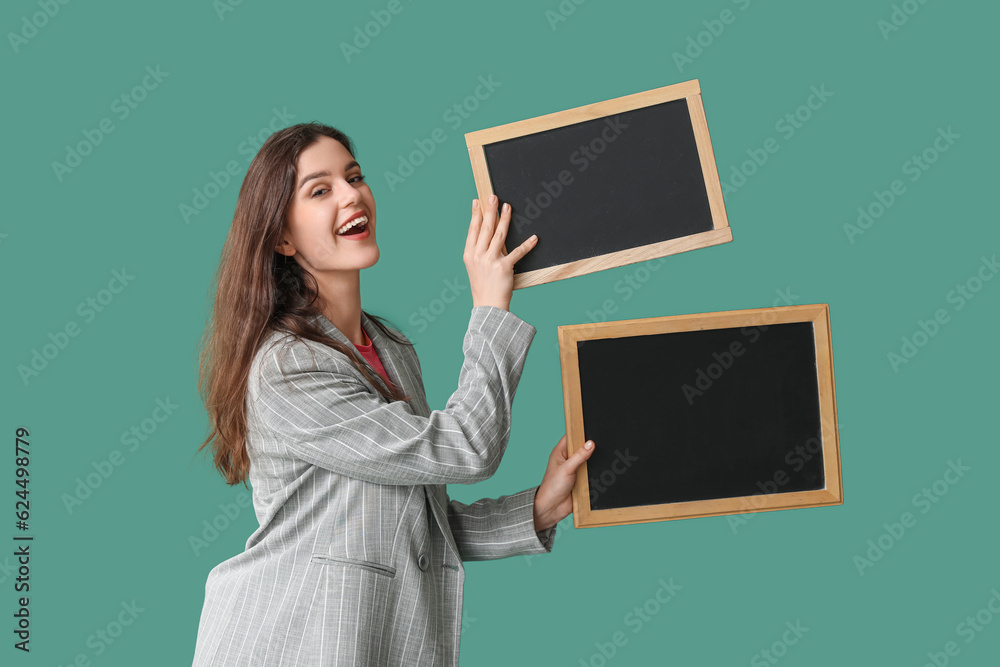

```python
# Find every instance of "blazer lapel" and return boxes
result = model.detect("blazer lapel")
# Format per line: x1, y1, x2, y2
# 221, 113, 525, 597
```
310, 311, 425, 416
361, 312, 430, 417
360, 313, 405, 397
310, 310, 464, 559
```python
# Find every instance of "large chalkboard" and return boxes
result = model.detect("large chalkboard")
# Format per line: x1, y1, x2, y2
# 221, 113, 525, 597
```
466, 79, 731, 289
558, 304, 842, 528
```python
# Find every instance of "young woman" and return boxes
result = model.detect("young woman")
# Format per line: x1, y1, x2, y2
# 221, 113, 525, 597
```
191, 122, 595, 666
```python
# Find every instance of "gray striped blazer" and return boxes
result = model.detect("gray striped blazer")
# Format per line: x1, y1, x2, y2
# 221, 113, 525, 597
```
191, 305, 556, 666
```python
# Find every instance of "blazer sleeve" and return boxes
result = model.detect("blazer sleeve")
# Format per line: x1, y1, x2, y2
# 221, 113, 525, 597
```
252, 306, 535, 486
445, 485, 557, 561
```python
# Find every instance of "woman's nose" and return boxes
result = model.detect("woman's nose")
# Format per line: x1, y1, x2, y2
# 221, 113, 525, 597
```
338, 180, 361, 206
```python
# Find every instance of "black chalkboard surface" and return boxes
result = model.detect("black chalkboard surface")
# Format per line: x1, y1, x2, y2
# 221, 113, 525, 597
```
558, 304, 842, 528
483, 99, 713, 274
466, 79, 731, 289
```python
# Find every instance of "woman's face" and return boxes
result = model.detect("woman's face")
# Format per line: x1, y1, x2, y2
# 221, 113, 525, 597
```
277, 135, 378, 277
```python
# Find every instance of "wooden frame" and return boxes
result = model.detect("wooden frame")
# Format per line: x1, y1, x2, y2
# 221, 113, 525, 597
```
558, 304, 842, 528
465, 79, 731, 289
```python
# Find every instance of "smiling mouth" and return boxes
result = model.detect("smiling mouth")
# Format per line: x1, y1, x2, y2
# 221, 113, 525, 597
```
337, 215, 369, 236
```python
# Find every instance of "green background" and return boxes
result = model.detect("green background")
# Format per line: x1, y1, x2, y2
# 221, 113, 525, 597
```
3, 0, 998, 664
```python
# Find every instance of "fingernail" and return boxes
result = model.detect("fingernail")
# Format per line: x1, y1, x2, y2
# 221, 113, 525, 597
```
502, 202, 509, 212
472, 199, 478, 209
530, 234, 538, 242
489, 194, 497, 204
585, 441, 594, 449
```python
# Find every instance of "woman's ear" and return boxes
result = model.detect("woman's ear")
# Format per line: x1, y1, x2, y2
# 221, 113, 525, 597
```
275, 237, 295, 257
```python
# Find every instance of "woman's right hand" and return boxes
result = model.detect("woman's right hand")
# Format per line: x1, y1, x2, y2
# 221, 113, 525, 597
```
464, 195, 538, 312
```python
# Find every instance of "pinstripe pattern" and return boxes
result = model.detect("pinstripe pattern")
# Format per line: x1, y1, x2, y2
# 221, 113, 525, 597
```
192, 306, 555, 666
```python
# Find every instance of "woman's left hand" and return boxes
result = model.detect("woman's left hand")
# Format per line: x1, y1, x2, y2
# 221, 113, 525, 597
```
533, 434, 595, 532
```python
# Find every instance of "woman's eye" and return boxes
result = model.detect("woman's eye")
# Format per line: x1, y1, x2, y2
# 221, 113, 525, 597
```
310, 174, 364, 197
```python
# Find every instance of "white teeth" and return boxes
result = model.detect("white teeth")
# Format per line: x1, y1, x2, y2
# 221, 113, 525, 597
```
337, 216, 368, 234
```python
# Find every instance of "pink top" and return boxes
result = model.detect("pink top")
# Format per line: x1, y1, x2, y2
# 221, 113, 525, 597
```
352, 329, 390, 386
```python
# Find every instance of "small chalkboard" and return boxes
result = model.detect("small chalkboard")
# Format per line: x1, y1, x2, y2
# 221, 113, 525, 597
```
465, 79, 731, 289
558, 304, 842, 528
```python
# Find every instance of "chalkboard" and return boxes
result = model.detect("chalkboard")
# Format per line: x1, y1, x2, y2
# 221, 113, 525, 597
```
465, 79, 731, 289
558, 304, 842, 528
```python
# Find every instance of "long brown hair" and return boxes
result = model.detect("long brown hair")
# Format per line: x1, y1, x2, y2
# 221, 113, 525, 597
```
197, 122, 412, 486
